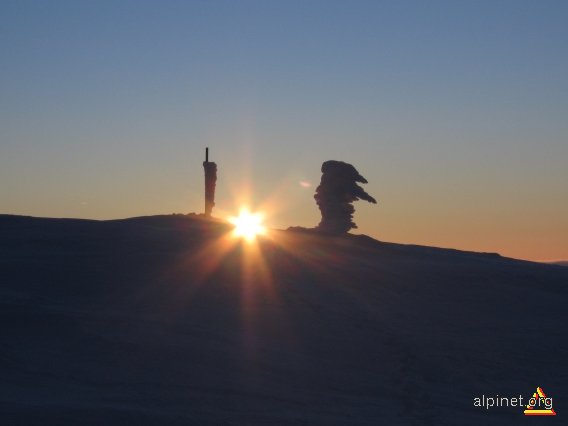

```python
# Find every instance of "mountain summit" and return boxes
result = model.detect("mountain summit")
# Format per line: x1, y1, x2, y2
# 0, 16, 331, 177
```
1, 214, 566, 425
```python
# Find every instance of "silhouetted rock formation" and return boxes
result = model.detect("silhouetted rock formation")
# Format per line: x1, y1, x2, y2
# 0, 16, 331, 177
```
314, 160, 377, 234
203, 147, 217, 217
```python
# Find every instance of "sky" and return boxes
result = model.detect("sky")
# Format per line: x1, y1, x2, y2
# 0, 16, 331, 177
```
1, 0, 567, 261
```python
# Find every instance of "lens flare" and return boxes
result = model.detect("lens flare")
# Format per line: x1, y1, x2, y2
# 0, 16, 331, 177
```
229, 208, 266, 241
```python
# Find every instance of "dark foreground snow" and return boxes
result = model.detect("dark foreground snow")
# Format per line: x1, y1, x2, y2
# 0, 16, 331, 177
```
1, 214, 566, 425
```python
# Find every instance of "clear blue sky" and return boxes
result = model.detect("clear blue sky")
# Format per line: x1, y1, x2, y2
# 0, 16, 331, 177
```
1, 0, 567, 260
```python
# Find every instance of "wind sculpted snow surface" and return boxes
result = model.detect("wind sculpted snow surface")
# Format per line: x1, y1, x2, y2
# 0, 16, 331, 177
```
0, 214, 566, 425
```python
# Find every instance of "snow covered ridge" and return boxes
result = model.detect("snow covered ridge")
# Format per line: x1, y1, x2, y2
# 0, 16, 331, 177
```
1, 214, 567, 425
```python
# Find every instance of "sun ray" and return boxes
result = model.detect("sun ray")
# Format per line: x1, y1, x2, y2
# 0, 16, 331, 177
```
229, 208, 266, 241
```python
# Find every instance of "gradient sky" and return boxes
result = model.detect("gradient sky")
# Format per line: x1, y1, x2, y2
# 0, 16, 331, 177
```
1, 0, 567, 261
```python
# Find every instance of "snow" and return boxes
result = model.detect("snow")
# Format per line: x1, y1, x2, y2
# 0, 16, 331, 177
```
1, 214, 566, 425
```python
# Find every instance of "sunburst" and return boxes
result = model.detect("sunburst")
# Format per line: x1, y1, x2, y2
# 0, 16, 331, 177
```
228, 208, 266, 242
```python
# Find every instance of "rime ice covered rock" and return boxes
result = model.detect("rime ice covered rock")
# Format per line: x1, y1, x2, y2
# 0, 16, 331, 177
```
314, 160, 377, 234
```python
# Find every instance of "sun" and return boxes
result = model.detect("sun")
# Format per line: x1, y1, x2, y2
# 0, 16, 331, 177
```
229, 208, 266, 241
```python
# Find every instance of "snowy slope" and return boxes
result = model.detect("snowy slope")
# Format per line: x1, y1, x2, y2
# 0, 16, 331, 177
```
1, 214, 566, 425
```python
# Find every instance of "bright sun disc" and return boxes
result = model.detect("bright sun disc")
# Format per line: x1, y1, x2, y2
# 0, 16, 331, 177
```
229, 209, 266, 241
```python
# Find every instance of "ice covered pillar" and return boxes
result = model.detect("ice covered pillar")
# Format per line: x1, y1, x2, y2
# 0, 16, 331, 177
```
314, 160, 377, 234
203, 147, 217, 217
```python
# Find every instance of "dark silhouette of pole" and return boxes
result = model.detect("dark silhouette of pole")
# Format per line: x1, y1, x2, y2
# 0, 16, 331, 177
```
203, 147, 217, 217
